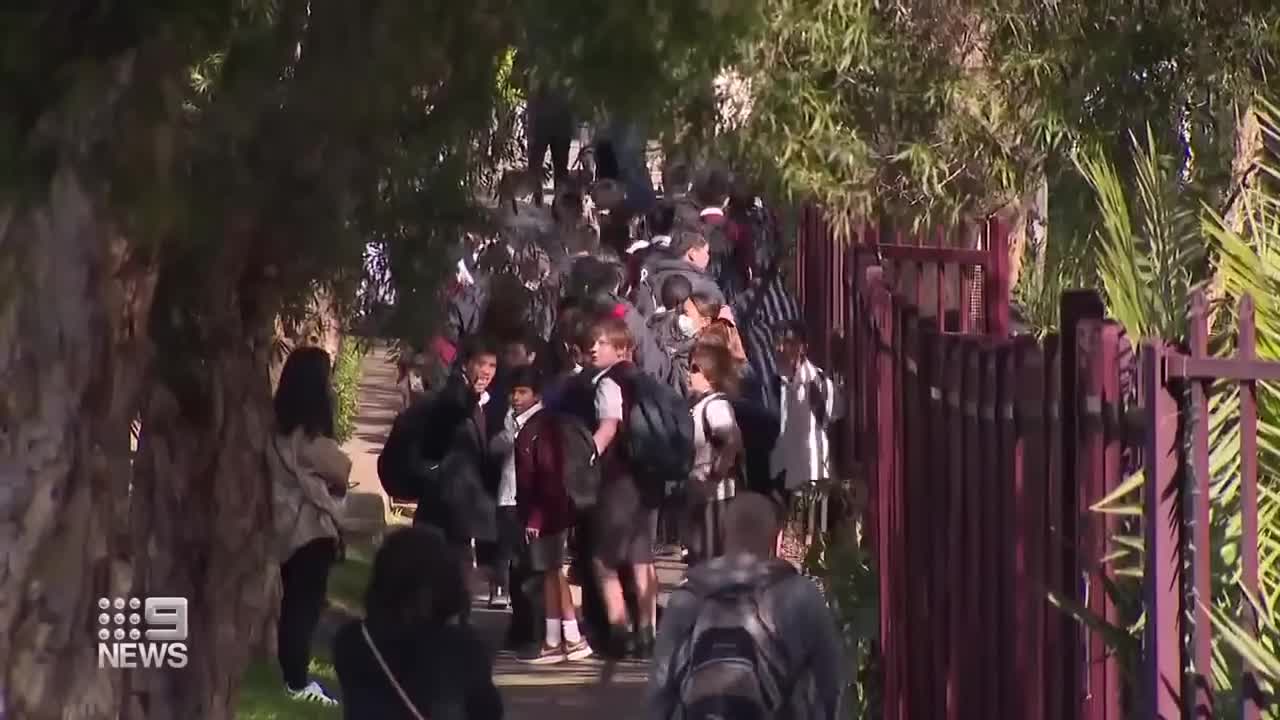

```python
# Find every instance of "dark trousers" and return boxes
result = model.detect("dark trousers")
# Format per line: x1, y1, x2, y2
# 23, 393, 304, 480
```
507, 548, 545, 649
278, 537, 337, 690
476, 506, 520, 590
528, 131, 571, 186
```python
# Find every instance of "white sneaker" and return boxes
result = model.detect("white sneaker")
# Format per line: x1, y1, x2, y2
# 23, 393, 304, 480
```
286, 680, 338, 706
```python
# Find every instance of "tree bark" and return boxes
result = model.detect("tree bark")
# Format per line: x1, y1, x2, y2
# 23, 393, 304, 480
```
0, 166, 157, 719
126, 227, 280, 719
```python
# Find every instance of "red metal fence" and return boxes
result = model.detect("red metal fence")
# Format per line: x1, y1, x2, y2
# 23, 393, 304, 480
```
794, 205, 1279, 719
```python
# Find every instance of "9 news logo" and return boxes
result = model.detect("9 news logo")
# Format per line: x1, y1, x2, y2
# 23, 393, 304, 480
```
95, 596, 189, 669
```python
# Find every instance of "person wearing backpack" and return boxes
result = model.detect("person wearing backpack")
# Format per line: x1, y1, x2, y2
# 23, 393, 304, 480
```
649, 492, 844, 720
647, 274, 697, 396
586, 314, 690, 659
405, 338, 500, 626
506, 366, 597, 665
768, 320, 844, 510
635, 228, 724, 318
685, 344, 743, 565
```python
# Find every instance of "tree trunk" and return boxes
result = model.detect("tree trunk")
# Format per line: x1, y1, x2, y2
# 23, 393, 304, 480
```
0, 167, 157, 719
130, 341, 276, 719
128, 240, 280, 719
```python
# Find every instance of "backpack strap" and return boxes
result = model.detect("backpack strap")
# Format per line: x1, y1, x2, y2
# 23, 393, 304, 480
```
807, 368, 829, 427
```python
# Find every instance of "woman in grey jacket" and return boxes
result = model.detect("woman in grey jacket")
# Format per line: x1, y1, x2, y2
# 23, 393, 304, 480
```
269, 347, 351, 706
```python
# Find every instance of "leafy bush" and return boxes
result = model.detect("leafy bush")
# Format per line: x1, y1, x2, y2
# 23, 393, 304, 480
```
803, 531, 881, 719
331, 338, 364, 444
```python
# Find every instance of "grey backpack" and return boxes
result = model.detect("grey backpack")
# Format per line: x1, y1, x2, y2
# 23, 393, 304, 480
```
669, 563, 798, 719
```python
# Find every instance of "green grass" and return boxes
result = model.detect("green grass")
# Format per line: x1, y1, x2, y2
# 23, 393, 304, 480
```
236, 539, 375, 719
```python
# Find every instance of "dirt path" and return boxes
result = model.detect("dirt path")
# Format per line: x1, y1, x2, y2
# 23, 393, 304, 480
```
339, 343, 680, 719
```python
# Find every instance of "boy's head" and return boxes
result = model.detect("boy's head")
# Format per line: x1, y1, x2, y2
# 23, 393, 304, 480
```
461, 336, 499, 394
507, 365, 544, 415
771, 319, 808, 376
659, 274, 693, 312
502, 331, 540, 370
587, 314, 633, 369
723, 492, 786, 558
672, 228, 711, 271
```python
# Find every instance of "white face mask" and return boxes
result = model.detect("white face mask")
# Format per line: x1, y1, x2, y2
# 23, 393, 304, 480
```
677, 314, 698, 337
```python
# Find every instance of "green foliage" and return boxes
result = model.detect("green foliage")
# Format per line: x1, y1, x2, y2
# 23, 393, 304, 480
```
1039, 100, 1280, 714
1075, 128, 1208, 340
330, 338, 363, 445
803, 532, 879, 719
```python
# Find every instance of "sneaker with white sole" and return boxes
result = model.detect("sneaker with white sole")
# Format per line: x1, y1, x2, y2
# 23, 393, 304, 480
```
286, 680, 338, 706
563, 638, 593, 662
517, 642, 566, 665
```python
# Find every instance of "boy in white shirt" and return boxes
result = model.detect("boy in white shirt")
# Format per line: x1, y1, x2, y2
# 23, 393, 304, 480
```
768, 320, 843, 510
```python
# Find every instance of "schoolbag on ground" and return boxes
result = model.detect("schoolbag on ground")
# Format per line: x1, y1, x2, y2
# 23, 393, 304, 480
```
610, 364, 694, 497
669, 562, 799, 720
377, 397, 437, 503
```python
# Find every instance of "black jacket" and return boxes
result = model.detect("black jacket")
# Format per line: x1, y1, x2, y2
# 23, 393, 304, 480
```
413, 372, 498, 542
334, 619, 503, 720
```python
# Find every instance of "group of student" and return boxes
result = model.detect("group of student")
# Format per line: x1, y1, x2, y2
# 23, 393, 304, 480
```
265, 173, 848, 717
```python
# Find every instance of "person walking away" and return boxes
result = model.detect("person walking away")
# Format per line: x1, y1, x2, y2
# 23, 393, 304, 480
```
506, 366, 596, 664
333, 526, 503, 720
635, 228, 724, 317
587, 315, 664, 658
649, 492, 844, 720
685, 344, 743, 564
768, 321, 844, 512
626, 201, 677, 296
268, 347, 351, 706
412, 338, 501, 620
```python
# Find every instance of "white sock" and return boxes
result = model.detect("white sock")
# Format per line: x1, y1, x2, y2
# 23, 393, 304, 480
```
545, 619, 563, 647
562, 619, 582, 644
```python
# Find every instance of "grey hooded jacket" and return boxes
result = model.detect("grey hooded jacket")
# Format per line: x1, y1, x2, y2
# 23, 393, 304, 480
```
649, 553, 844, 720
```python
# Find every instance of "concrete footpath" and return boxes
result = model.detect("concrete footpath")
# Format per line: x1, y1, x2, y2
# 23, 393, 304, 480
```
340, 344, 684, 719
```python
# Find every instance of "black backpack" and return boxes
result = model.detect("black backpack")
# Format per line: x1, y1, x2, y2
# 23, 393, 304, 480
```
377, 398, 437, 503
669, 562, 799, 719
522, 411, 602, 510
610, 364, 694, 498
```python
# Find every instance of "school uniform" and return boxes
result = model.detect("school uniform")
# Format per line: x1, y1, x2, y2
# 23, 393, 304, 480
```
591, 362, 659, 569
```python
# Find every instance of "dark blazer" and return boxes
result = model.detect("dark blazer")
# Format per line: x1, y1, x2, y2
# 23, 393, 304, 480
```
514, 409, 577, 535
413, 372, 498, 542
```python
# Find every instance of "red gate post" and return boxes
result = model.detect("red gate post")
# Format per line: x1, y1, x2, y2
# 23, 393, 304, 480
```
1043, 335, 1065, 720
1238, 295, 1262, 720
920, 324, 948, 720
1077, 320, 1123, 720
1059, 291, 1106, 715
1187, 292, 1215, 715
943, 337, 967, 720
899, 305, 923, 718
867, 266, 901, 720
961, 342, 983, 715
1141, 341, 1183, 717
979, 346, 1001, 715
995, 343, 1021, 716
1014, 339, 1048, 719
